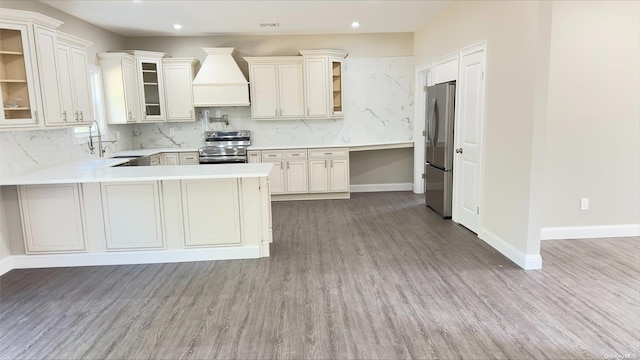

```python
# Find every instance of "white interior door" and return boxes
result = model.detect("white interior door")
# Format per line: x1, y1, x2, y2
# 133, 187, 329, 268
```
453, 44, 486, 234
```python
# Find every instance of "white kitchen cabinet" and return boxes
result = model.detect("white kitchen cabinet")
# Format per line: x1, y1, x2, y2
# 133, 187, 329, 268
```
261, 151, 285, 194
18, 184, 86, 253
300, 50, 347, 119
101, 181, 164, 250
150, 153, 161, 166
261, 149, 308, 194
284, 150, 308, 193
161, 152, 179, 165
308, 148, 349, 193
163, 58, 197, 122
244, 57, 305, 119
99, 52, 141, 124
0, 21, 42, 128
179, 152, 199, 165
131, 51, 167, 122
181, 179, 242, 247
56, 32, 93, 126
247, 150, 261, 164
33, 25, 65, 126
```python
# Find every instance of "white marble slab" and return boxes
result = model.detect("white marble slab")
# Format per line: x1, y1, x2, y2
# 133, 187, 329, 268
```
130, 56, 415, 150
0, 124, 133, 178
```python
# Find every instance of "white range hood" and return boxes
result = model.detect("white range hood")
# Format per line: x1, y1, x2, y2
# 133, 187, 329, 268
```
192, 47, 250, 107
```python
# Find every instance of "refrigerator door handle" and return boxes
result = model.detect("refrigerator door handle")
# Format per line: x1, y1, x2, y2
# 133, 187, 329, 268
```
428, 98, 436, 148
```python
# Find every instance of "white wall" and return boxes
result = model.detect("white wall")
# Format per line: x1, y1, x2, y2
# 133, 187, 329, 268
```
542, 1, 640, 228
414, 1, 639, 267
414, 1, 546, 262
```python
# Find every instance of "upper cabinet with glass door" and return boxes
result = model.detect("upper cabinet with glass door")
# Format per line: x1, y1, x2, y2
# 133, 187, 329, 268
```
0, 21, 41, 128
125, 51, 168, 122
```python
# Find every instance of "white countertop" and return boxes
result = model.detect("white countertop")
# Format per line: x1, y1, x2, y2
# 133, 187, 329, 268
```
110, 148, 200, 157
0, 140, 412, 186
109, 141, 414, 156
0, 160, 272, 186
248, 140, 414, 151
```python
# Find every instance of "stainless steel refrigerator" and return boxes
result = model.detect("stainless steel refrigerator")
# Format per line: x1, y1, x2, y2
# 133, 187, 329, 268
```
424, 81, 456, 218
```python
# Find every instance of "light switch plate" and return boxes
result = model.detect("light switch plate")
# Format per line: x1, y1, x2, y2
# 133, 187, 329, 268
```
580, 198, 589, 210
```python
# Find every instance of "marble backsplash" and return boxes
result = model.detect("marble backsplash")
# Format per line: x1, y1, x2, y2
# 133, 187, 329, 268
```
0, 56, 414, 177
0, 125, 133, 178
132, 56, 415, 149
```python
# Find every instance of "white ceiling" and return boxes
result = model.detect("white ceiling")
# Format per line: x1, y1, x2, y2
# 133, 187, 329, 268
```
39, 0, 452, 37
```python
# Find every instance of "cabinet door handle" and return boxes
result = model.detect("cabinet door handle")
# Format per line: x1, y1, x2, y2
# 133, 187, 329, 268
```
62, 110, 67, 122
286, 161, 289, 170
34, 110, 38, 121
75, 111, 79, 121
128, 111, 132, 121
190, 109, 193, 118
330, 159, 333, 168
324, 159, 327, 168
79, 111, 84, 122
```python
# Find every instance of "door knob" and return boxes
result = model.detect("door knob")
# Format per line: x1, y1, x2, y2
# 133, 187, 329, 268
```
455, 148, 463, 154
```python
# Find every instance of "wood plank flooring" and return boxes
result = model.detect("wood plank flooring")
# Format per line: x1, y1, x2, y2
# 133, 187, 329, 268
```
1, 192, 638, 359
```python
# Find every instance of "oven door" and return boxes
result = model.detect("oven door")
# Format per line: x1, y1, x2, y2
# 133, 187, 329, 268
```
199, 147, 248, 164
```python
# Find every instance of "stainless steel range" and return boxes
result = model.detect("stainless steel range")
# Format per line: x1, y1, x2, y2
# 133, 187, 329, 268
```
199, 130, 251, 164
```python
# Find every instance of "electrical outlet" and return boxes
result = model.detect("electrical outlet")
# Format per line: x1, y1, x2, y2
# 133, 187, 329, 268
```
580, 198, 589, 210
169, 128, 175, 136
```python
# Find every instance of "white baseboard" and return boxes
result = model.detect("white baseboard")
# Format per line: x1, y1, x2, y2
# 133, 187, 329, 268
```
541, 224, 640, 240
350, 183, 413, 193
478, 229, 542, 270
0, 256, 13, 276
9, 246, 261, 270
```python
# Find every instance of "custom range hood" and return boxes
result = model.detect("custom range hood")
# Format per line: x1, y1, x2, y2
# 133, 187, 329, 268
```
192, 47, 250, 107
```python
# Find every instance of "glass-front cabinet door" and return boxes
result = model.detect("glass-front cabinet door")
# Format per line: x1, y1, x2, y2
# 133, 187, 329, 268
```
0, 22, 40, 127
136, 56, 166, 122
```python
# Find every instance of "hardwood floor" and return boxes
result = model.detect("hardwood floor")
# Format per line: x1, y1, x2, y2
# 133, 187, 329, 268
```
1, 192, 638, 359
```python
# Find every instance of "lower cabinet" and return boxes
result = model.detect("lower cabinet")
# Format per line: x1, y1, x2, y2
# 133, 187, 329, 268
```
18, 184, 86, 253
308, 148, 349, 192
101, 181, 165, 250
161, 152, 179, 165
261, 150, 308, 194
150, 154, 161, 166
180, 179, 242, 246
156, 152, 199, 165
179, 152, 199, 165
253, 147, 349, 198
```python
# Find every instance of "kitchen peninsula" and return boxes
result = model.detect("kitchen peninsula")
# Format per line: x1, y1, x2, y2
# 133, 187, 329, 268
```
0, 158, 273, 273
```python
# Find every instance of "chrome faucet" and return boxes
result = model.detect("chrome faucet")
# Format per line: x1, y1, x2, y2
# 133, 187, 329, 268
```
88, 120, 117, 157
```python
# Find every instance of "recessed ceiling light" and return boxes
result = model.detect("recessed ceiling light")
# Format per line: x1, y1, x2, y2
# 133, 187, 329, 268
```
351, 21, 360, 29
173, 24, 182, 30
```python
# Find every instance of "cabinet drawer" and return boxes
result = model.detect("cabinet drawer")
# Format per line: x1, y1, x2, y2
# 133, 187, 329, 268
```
308, 148, 348, 158
262, 150, 284, 161
179, 152, 199, 165
285, 149, 307, 159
